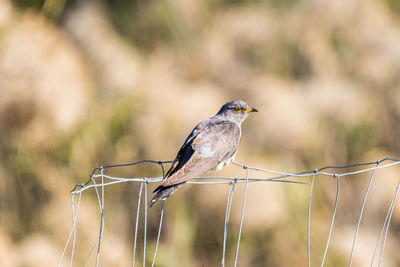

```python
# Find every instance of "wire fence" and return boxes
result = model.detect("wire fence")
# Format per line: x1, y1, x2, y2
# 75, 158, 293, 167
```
58, 158, 400, 267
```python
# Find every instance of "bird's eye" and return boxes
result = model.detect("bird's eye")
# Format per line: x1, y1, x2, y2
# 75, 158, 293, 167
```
235, 107, 242, 112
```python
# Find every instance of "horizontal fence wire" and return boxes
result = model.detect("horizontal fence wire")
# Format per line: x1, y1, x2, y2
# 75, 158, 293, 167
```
58, 158, 400, 267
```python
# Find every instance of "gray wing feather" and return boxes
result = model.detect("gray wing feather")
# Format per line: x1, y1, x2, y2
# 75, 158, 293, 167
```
161, 120, 240, 187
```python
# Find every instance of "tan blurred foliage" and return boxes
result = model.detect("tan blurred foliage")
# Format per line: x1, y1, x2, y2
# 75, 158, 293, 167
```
0, 0, 400, 266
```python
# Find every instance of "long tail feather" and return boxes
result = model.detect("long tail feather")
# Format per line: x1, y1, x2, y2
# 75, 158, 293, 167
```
148, 183, 185, 207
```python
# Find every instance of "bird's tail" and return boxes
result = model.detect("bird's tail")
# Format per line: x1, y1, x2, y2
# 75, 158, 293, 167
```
148, 183, 185, 208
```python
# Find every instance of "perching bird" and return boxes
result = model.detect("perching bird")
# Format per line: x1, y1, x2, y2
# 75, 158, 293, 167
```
149, 100, 258, 207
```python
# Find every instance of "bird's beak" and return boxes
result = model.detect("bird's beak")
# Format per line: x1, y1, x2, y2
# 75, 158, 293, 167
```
245, 107, 258, 113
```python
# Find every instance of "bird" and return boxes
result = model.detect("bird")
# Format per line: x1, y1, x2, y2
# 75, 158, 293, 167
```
149, 100, 258, 207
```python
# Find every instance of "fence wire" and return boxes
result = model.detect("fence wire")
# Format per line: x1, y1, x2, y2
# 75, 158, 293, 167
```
58, 158, 400, 267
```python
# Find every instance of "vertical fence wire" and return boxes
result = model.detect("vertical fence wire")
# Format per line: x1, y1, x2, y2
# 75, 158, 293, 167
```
378, 183, 400, 267
79, 175, 102, 266
150, 162, 167, 267
234, 166, 250, 267
83, 239, 99, 267
370, 182, 400, 267
151, 200, 165, 267
70, 194, 78, 267
307, 174, 316, 267
349, 165, 378, 266
143, 181, 148, 267
95, 168, 105, 267
320, 175, 340, 267
57, 191, 82, 267
221, 181, 236, 267
132, 183, 144, 267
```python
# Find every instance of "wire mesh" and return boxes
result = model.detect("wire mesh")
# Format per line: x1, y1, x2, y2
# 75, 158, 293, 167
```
58, 158, 400, 267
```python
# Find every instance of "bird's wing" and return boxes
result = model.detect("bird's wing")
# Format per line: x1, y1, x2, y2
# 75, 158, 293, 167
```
161, 120, 240, 187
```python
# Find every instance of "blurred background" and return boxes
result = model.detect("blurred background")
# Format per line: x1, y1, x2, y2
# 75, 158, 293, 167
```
0, 0, 400, 266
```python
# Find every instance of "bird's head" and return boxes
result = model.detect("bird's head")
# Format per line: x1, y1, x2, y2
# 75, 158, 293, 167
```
217, 100, 258, 124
